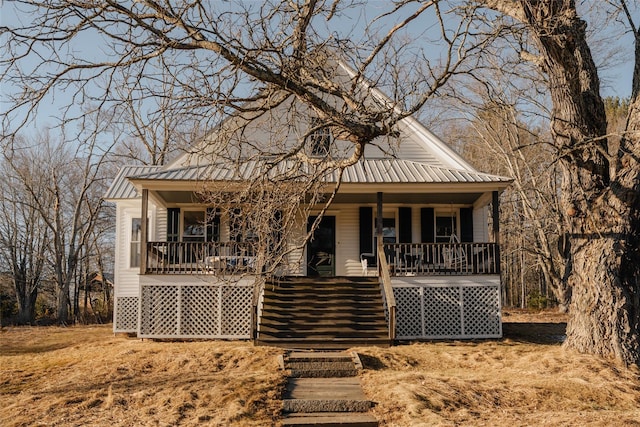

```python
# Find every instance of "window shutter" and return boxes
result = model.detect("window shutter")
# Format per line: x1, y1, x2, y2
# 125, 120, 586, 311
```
167, 208, 180, 242
420, 208, 435, 243
398, 207, 412, 243
359, 207, 373, 255
206, 208, 220, 242
230, 208, 242, 242
460, 208, 474, 242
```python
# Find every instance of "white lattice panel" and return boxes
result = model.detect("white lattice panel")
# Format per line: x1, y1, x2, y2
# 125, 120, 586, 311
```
462, 286, 501, 337
423, 287, 462, 337
220, 286, 252, 336
138, 282, 252, 339
140, 285, 179, 336
394, 287, 423, 338
394, 280, 501, 340
180, 286, 220, 336
114, 297, 139, 332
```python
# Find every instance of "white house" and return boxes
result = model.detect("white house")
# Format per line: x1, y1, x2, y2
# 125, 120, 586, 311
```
104, 60, 511, 347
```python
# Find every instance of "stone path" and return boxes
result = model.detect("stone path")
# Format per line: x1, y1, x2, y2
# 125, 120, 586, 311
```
279, 351, 378, 427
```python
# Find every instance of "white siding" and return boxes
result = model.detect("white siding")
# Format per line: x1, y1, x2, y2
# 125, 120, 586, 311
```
113, 200, 159, 297
412, 207, 421, 244
155, 207, 167, 241
473, 205, 489, 242
114, 202, 142, 297
337, 206, 362, 276
285, 212, 306, 276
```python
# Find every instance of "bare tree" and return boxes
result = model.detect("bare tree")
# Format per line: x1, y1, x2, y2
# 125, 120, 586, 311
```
0, 139, 50, 324
108, 64, 205, 166
1, 131, 113, 324
453, 96, 569, 311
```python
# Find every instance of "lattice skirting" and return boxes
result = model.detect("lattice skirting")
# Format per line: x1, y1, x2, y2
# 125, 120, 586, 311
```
114, 296, 139, 332
394, 283, 501, 339
139, 283, 252, 339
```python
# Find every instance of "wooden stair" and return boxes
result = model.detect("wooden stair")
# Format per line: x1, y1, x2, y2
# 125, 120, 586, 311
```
256, 277, 389, 349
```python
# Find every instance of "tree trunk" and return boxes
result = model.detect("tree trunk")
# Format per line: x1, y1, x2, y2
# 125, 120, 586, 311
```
14, 275, 38, 325
526, 1, 639, 365
479, 0, 640, 365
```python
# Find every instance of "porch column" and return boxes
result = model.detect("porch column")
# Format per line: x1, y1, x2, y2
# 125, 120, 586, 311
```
492, 190, 501, 274
140, 189, 148, 275
376, 192, 383, 240
492, 190, 500, 244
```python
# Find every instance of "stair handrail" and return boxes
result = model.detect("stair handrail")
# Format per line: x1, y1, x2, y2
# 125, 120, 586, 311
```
377, 240, 396, 341
251, 276, 265, 341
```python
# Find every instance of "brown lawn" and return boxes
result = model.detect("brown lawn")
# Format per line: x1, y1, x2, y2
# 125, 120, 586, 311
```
1, 310, 639, 426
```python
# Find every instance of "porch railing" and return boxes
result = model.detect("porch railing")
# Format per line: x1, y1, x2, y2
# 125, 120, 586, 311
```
382, 242, 499, 276
377, 240, 396, 341
146, 241, 257, 274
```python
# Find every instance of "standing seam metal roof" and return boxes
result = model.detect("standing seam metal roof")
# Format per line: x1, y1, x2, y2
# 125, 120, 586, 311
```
103, 165, 162, 200
122, 159, 511, 186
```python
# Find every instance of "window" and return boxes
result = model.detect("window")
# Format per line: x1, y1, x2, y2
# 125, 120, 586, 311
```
382, 218, 396, 244
435, 214, 457, 243
309, 118, 332, 156
130, 218, 142, 268
183, 210, 205, 242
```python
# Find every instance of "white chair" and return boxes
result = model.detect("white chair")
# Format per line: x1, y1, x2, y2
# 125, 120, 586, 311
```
360, 252, 374, 276
443, 234, 467, 269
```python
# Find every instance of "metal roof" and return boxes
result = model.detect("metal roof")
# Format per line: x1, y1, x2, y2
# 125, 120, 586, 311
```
126, 159, 511, 186
103, 165, 162, 200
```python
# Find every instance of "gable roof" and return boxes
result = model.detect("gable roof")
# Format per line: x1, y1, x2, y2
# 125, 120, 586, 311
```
165, 59, 480, 173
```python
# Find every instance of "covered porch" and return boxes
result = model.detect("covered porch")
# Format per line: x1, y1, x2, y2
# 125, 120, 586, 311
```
142, 240, 500, 277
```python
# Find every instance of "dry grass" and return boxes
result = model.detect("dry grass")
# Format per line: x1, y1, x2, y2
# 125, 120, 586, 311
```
0, 326, 284, 426
1, 310, 639, 426
356, 310, 640, 426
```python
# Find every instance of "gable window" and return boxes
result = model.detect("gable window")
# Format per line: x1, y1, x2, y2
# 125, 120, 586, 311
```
309, 118, 332, 156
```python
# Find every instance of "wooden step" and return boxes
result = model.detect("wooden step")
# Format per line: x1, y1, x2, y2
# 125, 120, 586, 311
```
258, 327, 388, 340
281, 412, 379, 426
260, 319, 387, 328
258, 276, 389, 349
257, 338, 390, 349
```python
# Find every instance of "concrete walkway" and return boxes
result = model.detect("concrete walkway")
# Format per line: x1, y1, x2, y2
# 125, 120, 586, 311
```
279, 351, 378, 427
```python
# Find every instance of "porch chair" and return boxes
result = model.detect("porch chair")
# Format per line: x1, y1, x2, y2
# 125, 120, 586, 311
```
360, 252, 375, 276
443, 234, 467, 270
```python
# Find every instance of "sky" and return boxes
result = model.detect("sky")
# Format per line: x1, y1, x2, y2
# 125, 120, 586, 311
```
0, 1, 636, 135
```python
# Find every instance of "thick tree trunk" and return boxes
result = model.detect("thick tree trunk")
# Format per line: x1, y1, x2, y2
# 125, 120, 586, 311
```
479, 0, 640, 365
526, 1, 640, 365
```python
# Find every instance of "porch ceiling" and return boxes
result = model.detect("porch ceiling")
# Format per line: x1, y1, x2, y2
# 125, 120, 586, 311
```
331, 192, 485, 204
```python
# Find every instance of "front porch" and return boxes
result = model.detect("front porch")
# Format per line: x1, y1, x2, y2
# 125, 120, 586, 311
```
142, 241, 500, 277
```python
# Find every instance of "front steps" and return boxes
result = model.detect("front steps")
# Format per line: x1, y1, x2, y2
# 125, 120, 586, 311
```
256, 277, 389, 349
280, 351, 378, 427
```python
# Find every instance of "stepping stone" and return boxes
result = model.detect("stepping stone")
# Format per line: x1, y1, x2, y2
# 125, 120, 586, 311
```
280, 351, 379, 426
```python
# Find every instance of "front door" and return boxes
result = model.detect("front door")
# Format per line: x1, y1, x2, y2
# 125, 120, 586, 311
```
307, 216, 335, 276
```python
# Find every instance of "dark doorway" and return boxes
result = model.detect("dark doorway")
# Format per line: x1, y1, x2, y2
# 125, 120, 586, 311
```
307, 216, 336, 276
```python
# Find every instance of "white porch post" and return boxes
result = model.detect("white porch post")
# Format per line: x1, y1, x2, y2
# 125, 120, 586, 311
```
140, 189, 149, 275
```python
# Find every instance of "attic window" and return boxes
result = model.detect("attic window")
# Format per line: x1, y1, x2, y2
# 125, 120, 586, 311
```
309, 118, 332, 156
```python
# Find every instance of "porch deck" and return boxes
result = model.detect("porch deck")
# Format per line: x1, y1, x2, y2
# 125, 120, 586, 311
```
144, 241, 500, 276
